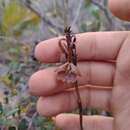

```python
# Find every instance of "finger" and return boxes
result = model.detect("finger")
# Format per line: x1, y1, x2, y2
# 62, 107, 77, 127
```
29, 62, 114, 96
35, 31, 128, 63
37, 87, 111, 117
108, 0, 130, 21
55, 114, 113, 130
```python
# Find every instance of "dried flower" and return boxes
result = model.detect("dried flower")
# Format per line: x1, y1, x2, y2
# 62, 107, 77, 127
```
55, 62, 81, 84
56, 26, 83, 130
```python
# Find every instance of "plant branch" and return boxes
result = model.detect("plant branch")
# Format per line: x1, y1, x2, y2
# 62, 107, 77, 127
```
0, 36, 25, 44
63, 0, 69, 27
20, 0, 63, 33
91, 0, 114, 28
27, 112, 38, 130
71, 0, 84, 27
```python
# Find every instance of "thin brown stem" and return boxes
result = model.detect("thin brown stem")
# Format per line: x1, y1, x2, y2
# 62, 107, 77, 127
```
74, 81, 83, 130
72, 39, 83, 130
57, 26, 83, 130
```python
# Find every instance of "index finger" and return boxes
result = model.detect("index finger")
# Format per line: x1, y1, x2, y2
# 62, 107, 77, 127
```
35, 31, 129, 63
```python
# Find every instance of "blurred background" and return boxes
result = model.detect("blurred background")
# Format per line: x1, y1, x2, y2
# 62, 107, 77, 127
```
0, 0, 130, 130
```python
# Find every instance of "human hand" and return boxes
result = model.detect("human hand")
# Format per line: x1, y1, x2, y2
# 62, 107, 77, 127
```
28, 0, 130, 130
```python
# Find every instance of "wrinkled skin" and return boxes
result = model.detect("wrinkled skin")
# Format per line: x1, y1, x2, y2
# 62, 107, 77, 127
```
28, 0, 130, 130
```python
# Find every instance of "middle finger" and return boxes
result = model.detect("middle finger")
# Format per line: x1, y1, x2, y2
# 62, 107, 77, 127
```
28, 61, 115, 96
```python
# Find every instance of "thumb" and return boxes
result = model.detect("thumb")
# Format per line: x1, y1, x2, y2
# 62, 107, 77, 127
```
108, 0, 130, 21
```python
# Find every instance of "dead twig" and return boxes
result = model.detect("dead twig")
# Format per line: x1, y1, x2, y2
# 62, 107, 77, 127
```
71, 0, 84, 28
20, 0, 63, 33
91, 0, 115, 29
